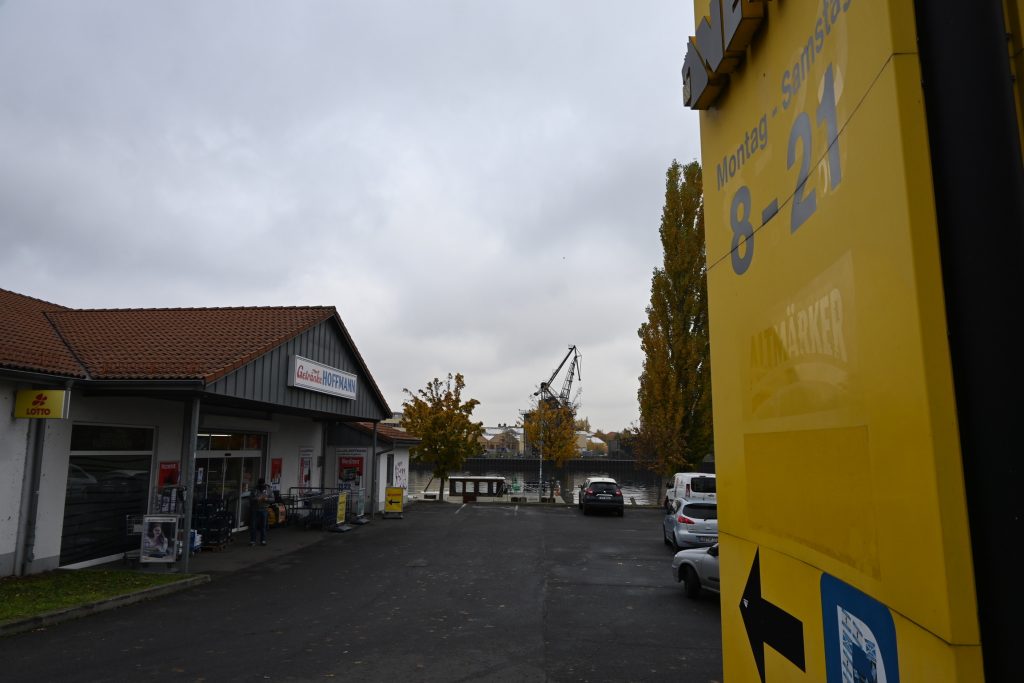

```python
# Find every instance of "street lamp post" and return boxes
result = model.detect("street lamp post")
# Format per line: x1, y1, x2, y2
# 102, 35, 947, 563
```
538, 436, 543, 503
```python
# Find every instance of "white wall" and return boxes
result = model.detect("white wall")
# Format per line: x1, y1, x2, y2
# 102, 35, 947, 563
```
2, 388, 327, 575
266, 413, 323, 494
374, 445, 411, 512
28, 394, 187, 573
0, 381, 32, 575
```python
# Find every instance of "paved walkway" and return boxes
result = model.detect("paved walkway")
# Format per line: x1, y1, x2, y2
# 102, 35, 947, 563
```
183, 522, 337, 576
0, 519, 360, 637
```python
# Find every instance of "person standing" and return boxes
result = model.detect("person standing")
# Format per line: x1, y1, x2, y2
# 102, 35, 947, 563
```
250, 478, 270, 546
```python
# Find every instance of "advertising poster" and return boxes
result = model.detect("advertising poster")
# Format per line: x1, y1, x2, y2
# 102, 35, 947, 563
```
298, 450, 312, 490
270, 457, 282, 492
335, 448, 366, 491
140, 515, 178, 563
158, 461, 179, 486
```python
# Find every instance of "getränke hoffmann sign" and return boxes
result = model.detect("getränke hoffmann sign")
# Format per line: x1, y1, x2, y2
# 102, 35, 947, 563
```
288, 355, 357, 400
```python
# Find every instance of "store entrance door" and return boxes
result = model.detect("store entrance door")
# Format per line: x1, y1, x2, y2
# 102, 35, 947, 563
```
194, 452, 260, 530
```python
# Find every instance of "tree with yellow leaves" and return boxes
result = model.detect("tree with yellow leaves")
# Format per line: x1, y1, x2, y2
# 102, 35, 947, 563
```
521, 398, 577, 468
401, 373, 484, 502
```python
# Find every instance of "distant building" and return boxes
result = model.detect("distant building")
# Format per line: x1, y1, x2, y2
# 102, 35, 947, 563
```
601, 432, 635, 460
381, 411, 405, 430
478, 424, 524, 456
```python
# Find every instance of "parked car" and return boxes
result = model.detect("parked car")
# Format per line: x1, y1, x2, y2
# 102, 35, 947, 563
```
578, 477, 624, 516
672, 543, 720, 599
663, 472, 716, 510
577, 476, 612, 509
662, 499, 717, 550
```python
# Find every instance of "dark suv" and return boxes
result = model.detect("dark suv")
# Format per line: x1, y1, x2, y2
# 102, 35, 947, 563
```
580, 477, 624, 516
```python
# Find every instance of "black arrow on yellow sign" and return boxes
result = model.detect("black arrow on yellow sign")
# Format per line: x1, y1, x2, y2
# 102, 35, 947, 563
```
740, 549, 805, 683
387, 498, 401, 506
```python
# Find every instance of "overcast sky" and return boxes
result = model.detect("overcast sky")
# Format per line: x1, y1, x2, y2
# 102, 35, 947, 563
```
0, 1, 701, 431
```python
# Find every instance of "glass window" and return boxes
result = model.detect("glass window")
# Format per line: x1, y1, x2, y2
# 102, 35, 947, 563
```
690, 477, 716, 493
209, 434, 246, 450
70, 425, 154, 452
683, 503, 717, 520
61, 452, 152, 566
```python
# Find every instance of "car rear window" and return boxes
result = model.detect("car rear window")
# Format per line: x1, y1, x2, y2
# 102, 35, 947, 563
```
591, 482, 618, 493
682, 503, 717, 520
690, 477, 716, 493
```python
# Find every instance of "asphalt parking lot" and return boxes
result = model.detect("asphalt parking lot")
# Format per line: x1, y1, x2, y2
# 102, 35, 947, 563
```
0, 502, 723, 682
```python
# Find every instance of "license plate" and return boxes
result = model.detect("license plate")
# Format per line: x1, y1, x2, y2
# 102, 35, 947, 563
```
698, 536, 717, 543
597, 494, 612, 499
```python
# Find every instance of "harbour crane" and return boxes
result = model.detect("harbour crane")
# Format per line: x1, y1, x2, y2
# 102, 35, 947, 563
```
535, 345, 582, 410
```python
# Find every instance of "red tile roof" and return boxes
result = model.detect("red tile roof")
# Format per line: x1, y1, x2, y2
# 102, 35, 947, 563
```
1, 289, 344, 383
0, 288, 82, 376
354, 421, 420, 444
47, 306, 334, 381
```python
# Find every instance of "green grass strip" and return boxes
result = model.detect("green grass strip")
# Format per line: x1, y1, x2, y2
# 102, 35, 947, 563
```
0, 569, 193, 622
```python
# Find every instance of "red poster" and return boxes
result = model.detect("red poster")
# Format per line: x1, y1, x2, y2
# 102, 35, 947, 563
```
338, 456, 363, 484
339, 457, 363, 475
158, 461, 180, 486
270, 458, 283, 484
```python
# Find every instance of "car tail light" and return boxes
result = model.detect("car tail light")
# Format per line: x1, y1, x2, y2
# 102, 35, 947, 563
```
677, 515, 695, 524
614, 489, 622, 497
585, 488, 594, 495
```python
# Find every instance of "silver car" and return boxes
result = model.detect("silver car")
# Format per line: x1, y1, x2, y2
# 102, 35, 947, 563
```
672, 544, 720, 599
662, 499, 717, 550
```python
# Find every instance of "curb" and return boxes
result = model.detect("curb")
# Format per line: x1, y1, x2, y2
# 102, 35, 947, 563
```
0, 574, 210, 638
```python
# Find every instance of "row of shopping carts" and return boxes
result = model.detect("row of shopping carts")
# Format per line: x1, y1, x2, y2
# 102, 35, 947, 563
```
284, 487, 365, 529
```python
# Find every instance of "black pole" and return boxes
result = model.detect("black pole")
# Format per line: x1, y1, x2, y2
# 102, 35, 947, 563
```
914, 2, 1023, 679
179, 397, 201, 573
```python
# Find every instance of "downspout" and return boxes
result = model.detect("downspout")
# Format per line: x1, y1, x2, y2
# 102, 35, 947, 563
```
179, 397, 201, 573
368, 422, 378, 517
321, 422, 328, 491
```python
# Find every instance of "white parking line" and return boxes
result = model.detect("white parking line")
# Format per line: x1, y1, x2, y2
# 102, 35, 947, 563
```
456, 504, 467, 514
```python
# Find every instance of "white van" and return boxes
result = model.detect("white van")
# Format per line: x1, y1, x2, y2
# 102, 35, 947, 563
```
664, 472, 716, 509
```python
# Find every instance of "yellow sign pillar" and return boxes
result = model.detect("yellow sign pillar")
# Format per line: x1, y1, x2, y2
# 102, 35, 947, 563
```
336, 491, 348, 526
687, 0, 983, 680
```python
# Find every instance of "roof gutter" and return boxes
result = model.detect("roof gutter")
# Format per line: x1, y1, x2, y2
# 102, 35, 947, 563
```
0, 368, 83, 386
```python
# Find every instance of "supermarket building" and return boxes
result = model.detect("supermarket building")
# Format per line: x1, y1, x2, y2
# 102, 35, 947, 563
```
0, 287, 407, 576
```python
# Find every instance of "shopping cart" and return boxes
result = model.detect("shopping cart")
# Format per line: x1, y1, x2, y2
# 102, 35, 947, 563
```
124, 514, 145, 565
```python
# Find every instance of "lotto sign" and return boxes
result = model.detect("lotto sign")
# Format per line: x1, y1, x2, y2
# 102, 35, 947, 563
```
14, 390, 70, 419
687, 1, 982, 681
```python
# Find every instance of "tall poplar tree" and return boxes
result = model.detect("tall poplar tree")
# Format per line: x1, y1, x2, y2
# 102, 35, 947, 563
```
636, 160, 713, 475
